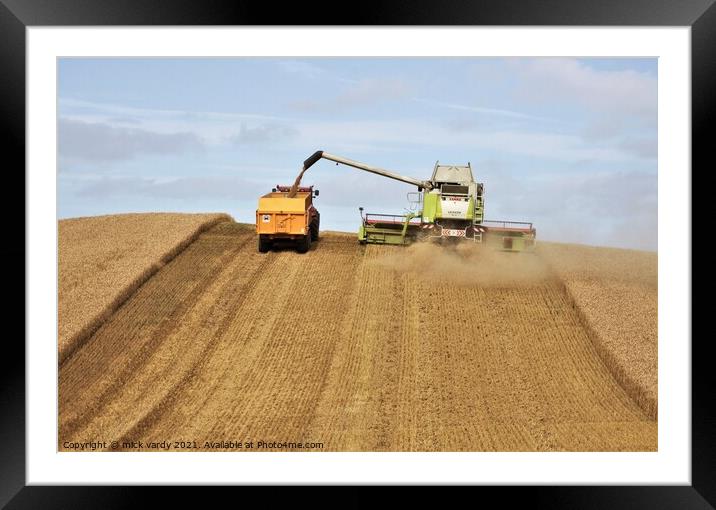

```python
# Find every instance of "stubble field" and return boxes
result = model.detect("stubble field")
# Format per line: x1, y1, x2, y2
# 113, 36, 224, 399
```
58, 213, 231, 363
58, 216, 657, 451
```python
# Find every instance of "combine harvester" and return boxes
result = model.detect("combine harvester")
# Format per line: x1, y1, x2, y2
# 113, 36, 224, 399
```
302, 151, 536, 252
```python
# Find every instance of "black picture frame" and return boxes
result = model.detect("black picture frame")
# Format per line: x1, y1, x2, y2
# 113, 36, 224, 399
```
4, 0, 709, 506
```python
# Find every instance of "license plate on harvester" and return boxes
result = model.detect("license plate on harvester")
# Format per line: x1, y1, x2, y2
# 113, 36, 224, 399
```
442, 229, 466, 237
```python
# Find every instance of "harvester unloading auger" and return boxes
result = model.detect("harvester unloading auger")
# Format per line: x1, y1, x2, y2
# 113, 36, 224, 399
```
300, 150, 536, 252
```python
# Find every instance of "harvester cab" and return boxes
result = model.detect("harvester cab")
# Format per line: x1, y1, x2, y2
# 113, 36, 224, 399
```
419, 162, 485, 240
301, 150, 536, 252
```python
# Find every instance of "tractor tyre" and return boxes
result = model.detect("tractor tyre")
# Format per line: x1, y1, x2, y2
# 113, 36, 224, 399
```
258, 235, 272, 253
310, 221, 320, 242
296, 234, 311, 253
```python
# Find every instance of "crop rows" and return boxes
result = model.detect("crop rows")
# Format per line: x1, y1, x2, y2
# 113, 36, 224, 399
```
58, 212, 231, 364
537, 242, 658, 419
59, 218, 656, 451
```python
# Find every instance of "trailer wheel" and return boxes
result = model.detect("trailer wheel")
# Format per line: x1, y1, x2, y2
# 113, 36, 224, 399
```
258, 235, 272, 253
296, 234, 311, 253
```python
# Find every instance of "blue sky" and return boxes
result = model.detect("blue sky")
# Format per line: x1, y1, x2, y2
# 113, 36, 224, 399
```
58, 57, 657, 250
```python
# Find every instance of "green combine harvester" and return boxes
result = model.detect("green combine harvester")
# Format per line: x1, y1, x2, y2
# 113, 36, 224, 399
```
302, 151, 536, 252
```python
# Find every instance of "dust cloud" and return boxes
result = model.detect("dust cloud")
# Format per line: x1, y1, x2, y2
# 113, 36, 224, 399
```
370, 242, 552, 287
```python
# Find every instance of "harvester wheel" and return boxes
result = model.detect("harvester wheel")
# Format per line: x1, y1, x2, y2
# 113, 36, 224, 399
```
296, 234, 311, 253
258, 235, 272, 253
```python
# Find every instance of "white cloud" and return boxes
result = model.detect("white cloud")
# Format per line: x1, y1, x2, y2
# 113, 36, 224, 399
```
75, 175, 259, 200
414, 98, 558, 123
58, 119, 204, 162
60, 92, 649, 165
60, 97, 280, 123
618, 138, 658, 159
230, 123, 299, 144
294, 119, 639, 163
510, 58, 657, 119
277, 60, 356, 84
289, 78, 413, 113
483, 166, 657, 250
59, 98, 287, 145
60, 98, 307, 151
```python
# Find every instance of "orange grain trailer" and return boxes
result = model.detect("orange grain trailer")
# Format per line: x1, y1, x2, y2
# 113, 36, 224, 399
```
256, 185, 320, 253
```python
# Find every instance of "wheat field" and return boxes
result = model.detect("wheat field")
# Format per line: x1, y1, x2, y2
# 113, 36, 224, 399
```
538, 243, 657, 419
58, 215, 657, 451
58, 212, 231, 364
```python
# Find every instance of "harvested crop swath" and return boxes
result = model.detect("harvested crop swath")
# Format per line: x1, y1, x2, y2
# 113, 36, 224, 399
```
537, 242, 657, 419
58, 212, 232, 364
59, 219, 655, 452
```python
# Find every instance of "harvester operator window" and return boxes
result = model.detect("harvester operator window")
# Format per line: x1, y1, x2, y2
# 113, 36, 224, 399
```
441, 184, 469, 195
